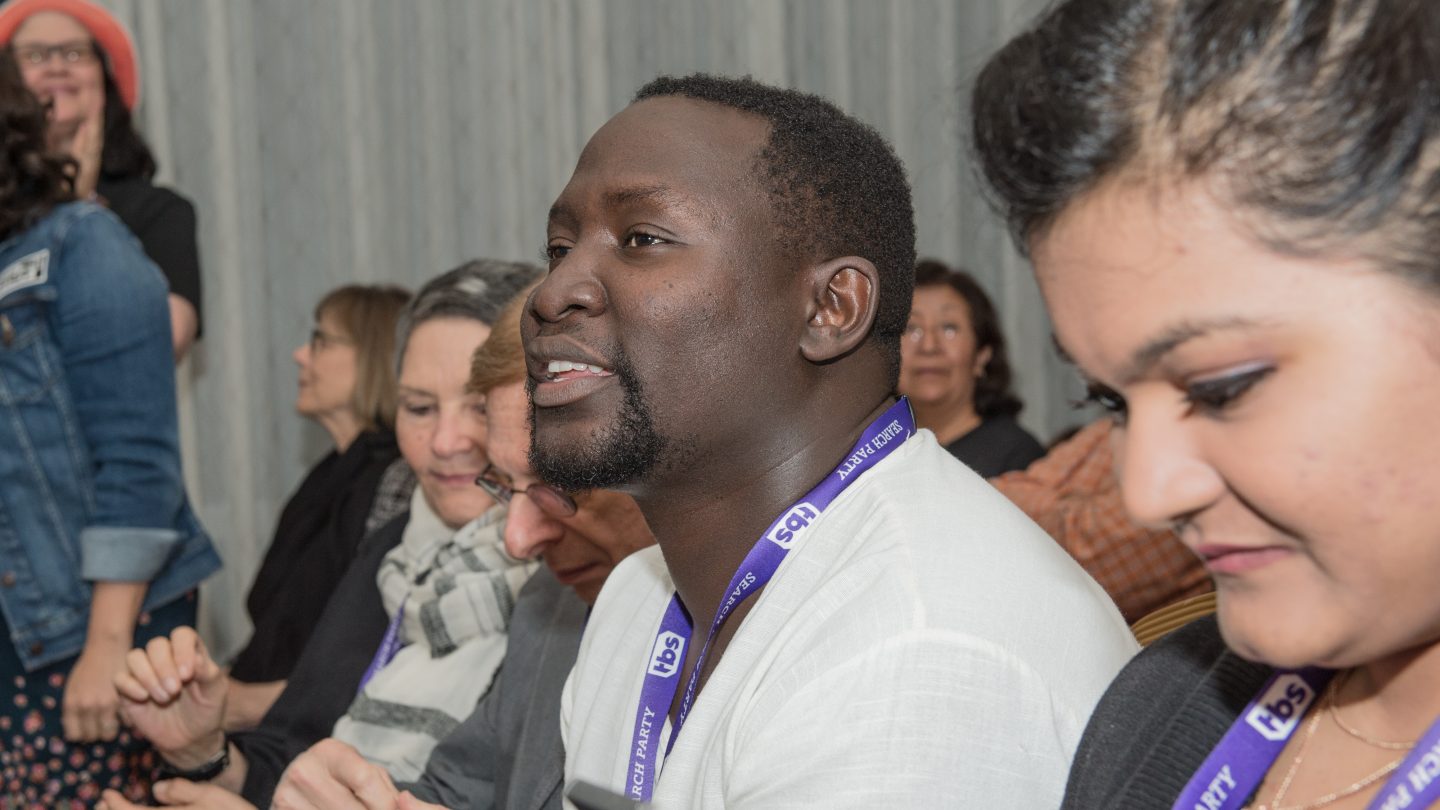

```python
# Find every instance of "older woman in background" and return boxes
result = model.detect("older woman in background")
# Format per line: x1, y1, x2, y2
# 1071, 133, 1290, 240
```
104, 261, 541, 809
974, 0, 1440, 807
899, 259, 1043, 476
224, 284, 412, 730
0, 0, 204, 359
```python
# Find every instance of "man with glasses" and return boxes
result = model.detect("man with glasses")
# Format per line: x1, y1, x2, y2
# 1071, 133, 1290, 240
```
263, 306, 655, 810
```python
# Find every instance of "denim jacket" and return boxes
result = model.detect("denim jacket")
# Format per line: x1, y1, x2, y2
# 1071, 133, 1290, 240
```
0, 201, 221, 672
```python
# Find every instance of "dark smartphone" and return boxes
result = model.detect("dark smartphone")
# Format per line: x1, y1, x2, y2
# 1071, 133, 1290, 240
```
566, 780, 643, 810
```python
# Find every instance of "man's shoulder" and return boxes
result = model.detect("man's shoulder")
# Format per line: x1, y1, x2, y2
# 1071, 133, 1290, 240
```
834, 431, 1069, 562
586, 546, 671, 636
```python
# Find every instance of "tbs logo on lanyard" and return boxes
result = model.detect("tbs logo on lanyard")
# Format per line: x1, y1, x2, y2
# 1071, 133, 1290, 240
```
1245, 674, 1316, 741
647, 631, 687, 678
767, 502, 819, 549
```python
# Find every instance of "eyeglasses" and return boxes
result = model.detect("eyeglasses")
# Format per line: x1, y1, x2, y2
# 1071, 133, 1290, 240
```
309, 328, 353, 352
14, 41, 98, 67
475, 464, 577, 517
903, 323, 965, 343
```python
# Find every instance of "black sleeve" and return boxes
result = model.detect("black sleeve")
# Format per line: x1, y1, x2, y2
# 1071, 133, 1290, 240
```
1061, 617, 1269, 810
100, 180, 204, 334
233, 513, 407, 807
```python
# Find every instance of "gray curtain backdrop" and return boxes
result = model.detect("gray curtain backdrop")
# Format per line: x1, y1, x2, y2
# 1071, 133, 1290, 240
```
99, 0, 1082, 656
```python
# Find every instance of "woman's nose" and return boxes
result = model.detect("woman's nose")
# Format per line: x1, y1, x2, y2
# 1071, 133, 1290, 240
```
1114, 406, 1224, 530
431, 409, 480, 456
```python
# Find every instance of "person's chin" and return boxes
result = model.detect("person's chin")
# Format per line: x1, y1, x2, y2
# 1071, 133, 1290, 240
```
1216, 589, 1341, 669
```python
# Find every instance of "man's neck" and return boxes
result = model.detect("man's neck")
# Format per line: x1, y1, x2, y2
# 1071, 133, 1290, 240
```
636, 393, 897, 631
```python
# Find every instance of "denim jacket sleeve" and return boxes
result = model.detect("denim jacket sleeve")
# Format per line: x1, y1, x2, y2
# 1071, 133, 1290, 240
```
55, 209, 185, 581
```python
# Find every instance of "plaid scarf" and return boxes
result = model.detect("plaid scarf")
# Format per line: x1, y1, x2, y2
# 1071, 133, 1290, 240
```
332, 488, 537, 780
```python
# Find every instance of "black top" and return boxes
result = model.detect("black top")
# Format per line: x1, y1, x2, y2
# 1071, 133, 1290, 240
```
943, 415, 1046, 478
235, 512, 407, 807
228, 430, 402, 683
97, 175, 203, 334
1062, 616, 1272, 809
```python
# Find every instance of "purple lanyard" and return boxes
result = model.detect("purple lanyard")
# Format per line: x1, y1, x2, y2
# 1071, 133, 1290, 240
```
624, 398, 916, 803
1173, 668, 1440, 809
357, 603, 406, 693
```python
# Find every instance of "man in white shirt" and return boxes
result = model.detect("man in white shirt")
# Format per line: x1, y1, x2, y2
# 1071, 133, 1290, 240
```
525, 73, 1138, 809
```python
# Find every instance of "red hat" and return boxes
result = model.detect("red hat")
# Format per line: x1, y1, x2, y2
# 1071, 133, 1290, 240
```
0, 0, 140, 110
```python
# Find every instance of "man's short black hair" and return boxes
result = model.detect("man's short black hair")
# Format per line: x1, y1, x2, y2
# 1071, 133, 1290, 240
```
634, 74, 916, 387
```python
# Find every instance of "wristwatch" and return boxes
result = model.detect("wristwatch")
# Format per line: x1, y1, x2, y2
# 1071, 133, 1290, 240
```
156, 737, 230, 782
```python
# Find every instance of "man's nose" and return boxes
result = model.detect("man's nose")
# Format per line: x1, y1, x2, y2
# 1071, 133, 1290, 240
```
504, 491, 566, 560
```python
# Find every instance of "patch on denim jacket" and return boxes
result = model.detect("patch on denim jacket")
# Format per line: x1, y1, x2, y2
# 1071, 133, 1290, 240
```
0, 249, 48, 304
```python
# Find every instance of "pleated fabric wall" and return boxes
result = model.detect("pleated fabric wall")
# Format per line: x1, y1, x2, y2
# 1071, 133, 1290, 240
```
96, 0, 1081, 655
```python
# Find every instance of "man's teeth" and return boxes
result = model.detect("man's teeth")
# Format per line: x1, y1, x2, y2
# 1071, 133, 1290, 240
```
547, 360, 609, 374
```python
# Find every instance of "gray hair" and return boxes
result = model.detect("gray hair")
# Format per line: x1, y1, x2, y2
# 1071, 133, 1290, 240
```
394, 258, 544, 372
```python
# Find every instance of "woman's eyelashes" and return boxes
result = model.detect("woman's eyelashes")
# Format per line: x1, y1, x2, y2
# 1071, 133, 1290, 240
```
1182, 365, 1273, 416
1077, 382, 1128, 423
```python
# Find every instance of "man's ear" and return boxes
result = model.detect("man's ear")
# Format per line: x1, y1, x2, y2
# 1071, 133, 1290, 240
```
799, 256, 880, 363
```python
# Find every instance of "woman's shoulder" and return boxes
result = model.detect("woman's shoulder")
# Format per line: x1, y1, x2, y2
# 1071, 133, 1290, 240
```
97, 177, 196, 229
1062, 615, 1273, 809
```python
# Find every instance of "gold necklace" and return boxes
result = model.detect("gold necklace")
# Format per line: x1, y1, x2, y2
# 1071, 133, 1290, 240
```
1252, 679, 1409, 810
1328, 671, 1416, 751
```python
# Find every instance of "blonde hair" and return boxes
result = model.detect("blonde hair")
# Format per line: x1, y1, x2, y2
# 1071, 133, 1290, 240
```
316, 284, 411, 432
468, 280, 539, 396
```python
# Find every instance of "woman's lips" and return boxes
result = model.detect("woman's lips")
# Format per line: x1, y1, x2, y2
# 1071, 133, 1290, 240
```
1195, 544, 1294, 575
429, 471, 480, 488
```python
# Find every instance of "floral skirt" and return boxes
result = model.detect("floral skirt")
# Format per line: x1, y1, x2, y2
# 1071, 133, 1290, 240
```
1, 593, 196, 809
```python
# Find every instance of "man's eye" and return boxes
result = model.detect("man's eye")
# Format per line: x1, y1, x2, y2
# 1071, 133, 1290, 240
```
622, 231, 666, 248
1183, 366, 1273, 415
543, 243, 570, 262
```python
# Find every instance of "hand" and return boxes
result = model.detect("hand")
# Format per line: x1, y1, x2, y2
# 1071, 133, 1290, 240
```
70, 100, 103, 199
274, 738, 400, 810
113, 627, 228, 768
98, 779, 257, 809
64, 637, 127, 741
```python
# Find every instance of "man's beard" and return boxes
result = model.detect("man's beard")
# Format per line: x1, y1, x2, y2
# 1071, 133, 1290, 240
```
528, 350, 667, 492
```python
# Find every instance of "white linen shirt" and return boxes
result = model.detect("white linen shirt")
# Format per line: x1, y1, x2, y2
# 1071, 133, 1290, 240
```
561, 430, 1139, 809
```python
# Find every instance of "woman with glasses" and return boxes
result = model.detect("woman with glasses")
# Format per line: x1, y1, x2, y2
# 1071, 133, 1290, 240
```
0, 51, 219, 806
898, 258, 1043, 477
222, 284, 411, 731
0, 0, 204, 360
104, 261, 542, 809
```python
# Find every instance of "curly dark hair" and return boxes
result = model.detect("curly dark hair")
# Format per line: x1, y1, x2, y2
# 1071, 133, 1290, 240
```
971, 0, 1440, 293
0, 50, 73, 239
634, 74, 917, 386
96, 48, 156, 181
914, 259, 1023, 419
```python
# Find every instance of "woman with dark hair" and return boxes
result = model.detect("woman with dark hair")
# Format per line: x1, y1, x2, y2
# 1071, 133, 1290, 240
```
222, 284, 414, 730
973, 0, 1440, 808
0, 0, 203, 360
0, 49, 219, 806
898, 259, 1043, 476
